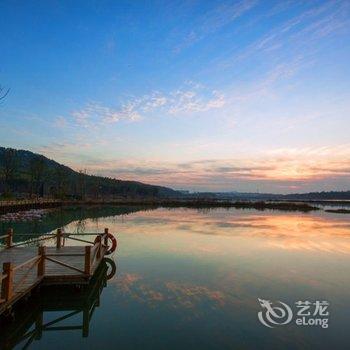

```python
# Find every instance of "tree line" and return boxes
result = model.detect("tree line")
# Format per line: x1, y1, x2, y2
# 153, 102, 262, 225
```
0, 148, 174, 200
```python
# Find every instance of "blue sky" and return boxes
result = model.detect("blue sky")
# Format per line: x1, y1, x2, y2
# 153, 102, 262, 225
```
0, 0, 350, 193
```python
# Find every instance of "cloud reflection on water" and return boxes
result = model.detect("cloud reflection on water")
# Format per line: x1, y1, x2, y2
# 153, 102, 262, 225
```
106, 208, 350, 255
113, 272, 229, 322
61, 207, 350, 348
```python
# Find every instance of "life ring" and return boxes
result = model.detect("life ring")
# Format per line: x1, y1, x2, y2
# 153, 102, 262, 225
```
94, 233, 117, 255
104, 258, 117, 280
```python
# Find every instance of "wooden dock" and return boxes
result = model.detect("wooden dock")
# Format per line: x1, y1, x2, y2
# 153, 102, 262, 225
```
0, 260, 115, 349
0, 228, 116, 316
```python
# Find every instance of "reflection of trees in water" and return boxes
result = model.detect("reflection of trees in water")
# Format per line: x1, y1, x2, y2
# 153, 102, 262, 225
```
75, 219, 86, 234
91, 216, 99, 225
0, 205, 151, 241
0, 258, 117, 349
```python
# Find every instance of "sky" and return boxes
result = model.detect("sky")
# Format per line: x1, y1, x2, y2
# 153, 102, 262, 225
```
0, 0, 350, 193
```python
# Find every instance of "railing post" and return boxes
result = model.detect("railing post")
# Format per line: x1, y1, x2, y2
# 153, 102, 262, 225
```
38, 246, 46, 277
56, 228, 62, 249
1, 262, 14, 301
84, 246, 91, 275
6, 228, 13, 248
96, 235, 101, 260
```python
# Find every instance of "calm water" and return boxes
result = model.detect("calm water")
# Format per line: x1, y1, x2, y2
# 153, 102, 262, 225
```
1, 206, 350, 349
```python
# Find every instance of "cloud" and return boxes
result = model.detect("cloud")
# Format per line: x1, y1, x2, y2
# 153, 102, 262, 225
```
142, 94, 168, 111
224, 1, 350, 67
72, 102, 142, 127
102, 102, 142, 123
174, 0, 258, 52
167, 89, 225, 115
71, 109, 91, 127
72, 144, 350, 193
70, 82, 226, 128
135, 83, 226, 116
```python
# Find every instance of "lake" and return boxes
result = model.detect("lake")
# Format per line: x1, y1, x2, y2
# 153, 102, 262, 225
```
1, 206, 349, 349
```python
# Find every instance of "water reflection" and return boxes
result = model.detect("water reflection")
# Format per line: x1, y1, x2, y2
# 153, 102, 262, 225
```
3, 207, 350, 255
114, 272, 226, 316
0, 205, 151, 241
62, 207, 350, 255
1, 207, 350, 349
0, 259, 116, 349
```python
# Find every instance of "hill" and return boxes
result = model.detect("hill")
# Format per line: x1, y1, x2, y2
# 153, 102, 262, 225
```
0, 147, 179, 199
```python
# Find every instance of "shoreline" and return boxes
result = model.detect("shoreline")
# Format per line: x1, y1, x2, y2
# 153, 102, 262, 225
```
0, 198, 321, 214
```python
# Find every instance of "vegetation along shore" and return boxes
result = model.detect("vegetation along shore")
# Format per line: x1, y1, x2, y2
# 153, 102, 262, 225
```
0, 198, 319, 214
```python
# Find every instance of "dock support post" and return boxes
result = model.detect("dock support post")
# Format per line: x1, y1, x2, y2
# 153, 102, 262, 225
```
82, 306, 90, 337
84, 246, 91, 275
6, 228, 13, 248
1, 262, 14, 301
35, 311, 43, 340
38, 246, 46, 277
56, 228, 62, 249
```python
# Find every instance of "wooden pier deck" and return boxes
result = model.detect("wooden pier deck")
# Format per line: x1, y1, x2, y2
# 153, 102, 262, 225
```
0, 228, 115, 316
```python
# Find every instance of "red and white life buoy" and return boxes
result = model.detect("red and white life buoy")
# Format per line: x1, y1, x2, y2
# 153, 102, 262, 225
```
94, 233, 117, 255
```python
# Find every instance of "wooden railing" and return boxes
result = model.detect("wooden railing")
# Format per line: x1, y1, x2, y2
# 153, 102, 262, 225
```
0, 247, 44, 303
0, 228, 109, 250
0, 228, 58, 249
0, 228, 14, 248
0, 228, 111, 305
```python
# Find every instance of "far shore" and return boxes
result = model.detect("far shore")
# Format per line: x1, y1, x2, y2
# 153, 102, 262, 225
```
0, 198, 322, 214
325, 209, 350, 214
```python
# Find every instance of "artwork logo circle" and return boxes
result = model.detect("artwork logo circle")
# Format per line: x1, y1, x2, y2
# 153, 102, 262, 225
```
258, 298, 293, 328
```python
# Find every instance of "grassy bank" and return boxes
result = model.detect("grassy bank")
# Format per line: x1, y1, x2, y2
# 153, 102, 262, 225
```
0, 198, 320, 213
141, 200, 319, 212
325, 209, 350, 214
66, 199, 319, 212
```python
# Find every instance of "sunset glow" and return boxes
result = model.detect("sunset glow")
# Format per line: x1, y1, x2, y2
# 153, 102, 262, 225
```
1, 0, 349, 192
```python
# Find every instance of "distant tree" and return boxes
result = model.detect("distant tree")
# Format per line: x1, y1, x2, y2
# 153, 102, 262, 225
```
54, 167, 68, 199
92, 179, 101, 200
152, 187, 159, 198
1, 148, 18, 196
29, 157, 46, 197
0, 85, 10, 101
77, 169, 87, 200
